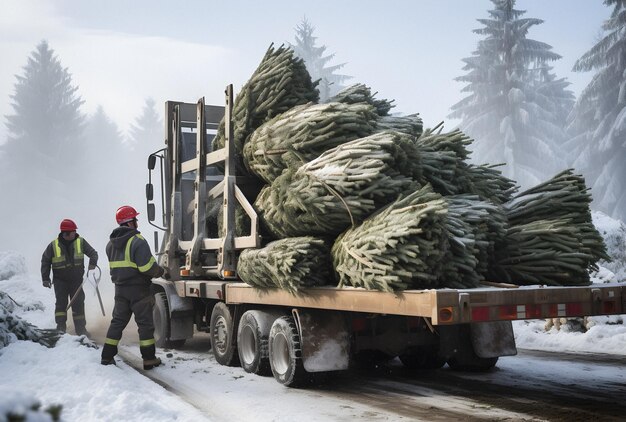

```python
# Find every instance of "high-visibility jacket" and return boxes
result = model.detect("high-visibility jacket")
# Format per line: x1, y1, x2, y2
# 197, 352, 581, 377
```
41, 234, 98, 282
106, 226, 164, 285
52, 237, 84, 269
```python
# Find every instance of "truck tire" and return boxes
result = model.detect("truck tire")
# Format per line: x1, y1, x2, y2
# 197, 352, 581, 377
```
153, 292, 186, 349
210, 302, 239, 366
399, 345, 445, 370
268, 316, 308, 388
237, 311, 272, 375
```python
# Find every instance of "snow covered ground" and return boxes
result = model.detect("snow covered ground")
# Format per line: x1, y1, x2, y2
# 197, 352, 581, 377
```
0, 211, 624, 421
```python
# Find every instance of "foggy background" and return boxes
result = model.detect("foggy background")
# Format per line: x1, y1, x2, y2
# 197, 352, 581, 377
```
0, 0, 620, 285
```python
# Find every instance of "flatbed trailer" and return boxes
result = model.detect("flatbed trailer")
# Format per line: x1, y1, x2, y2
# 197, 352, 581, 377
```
145, 86, 626, 387
173, 280, 625, 325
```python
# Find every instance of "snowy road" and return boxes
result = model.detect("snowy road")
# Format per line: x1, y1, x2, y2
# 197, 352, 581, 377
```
118, 333, 626, 422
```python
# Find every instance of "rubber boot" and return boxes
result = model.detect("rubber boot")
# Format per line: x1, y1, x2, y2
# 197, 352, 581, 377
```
143, 357, 162, 370
56, 323, 66, 333
76, 325, 90, 337
101, 343, 118, 366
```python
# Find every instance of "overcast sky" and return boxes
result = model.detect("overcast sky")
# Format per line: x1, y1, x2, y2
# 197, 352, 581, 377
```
0, 0, 609, 143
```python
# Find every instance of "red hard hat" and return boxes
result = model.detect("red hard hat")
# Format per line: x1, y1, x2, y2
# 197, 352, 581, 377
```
60, 219, 77, 232
116, 205, 140, 224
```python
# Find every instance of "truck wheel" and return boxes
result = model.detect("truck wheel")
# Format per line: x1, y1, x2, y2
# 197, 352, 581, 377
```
399, 346, 445, 369
153, 292, 186, 349
237, 311, 272, 376
269, 316, 308, 387
210, 302, 239, 366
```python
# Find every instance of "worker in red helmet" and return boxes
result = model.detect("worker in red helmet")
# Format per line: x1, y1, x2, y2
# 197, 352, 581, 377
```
101, 205, 165, 369
41, 219, 98, 335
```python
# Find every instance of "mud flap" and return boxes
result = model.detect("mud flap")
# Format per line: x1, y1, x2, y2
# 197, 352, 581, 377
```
293, 309, 350, 373
152, 279, 194, 341
471, 321, 517, 358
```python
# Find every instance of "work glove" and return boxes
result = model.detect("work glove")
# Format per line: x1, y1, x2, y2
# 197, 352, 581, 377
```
88, 264, 96, 270
43, 280, 51, 288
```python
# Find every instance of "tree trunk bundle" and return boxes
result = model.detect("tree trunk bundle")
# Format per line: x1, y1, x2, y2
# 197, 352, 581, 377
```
331, 185, 449, 292
376, 114, 424, 139
254, 132, 419, 238
243, 102, 378, 183
237, 237, 331, 294
211, 44, 319, 170
329, 83, 394, 116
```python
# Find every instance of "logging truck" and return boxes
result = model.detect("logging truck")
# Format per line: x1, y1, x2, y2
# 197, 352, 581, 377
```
145, 85, 626, 387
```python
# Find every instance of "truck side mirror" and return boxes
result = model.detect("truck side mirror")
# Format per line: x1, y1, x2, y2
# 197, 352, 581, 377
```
148, 155, 157, 170
147, 203, 156, 222
146, 183, 154, 201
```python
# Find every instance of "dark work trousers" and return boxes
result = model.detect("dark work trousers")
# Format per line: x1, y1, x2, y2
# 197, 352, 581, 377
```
102, 284, 156, 361
53, 277, 86, 332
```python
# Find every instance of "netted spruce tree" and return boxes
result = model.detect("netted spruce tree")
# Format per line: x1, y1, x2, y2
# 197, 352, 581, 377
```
449, 0, 573, 189
290, 17, 351, 102
568, 0, 626, 222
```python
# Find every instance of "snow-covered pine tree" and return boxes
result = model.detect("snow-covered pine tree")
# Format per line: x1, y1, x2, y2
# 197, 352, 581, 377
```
0, 40, 85, 245
2, 40, 85, 189
290, 17, 351, 102
568, 0, 626, 222
128, 97, 163, 156
125, 98, 164, 220
84, 106, 125, 166
80, 106, 130, 237
449, 0, 573, 188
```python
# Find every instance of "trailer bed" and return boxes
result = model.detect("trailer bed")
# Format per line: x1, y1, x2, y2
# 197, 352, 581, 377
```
175, 280, 626, 325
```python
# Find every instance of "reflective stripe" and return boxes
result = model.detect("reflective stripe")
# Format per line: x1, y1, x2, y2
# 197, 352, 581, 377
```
51, 238, 84, 268
105, 338, 120, 346
73, 315, 85, 321
52, 240, 62, 259
109, 235, 138, 269
138, 257, 156, 273
55, 311, 67, 317
109, 234, 153, 273
139, 338, 156, 347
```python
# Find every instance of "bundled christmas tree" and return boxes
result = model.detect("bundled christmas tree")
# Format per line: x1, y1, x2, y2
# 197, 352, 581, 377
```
244, 101, 377, 183
255, 131, 419, 238
238, 237, 331, 294
329, 83, 394, 116
211, 44, 319, 172
490, 170, 609, 286
332, 185, 449, 292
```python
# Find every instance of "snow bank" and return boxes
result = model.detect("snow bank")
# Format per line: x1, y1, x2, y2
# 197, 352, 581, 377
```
592, 211, 626, 281
0, 251, 210, 422
0, 251, 27, 281
0, 388, 60, 421
0, 336, 209, 421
